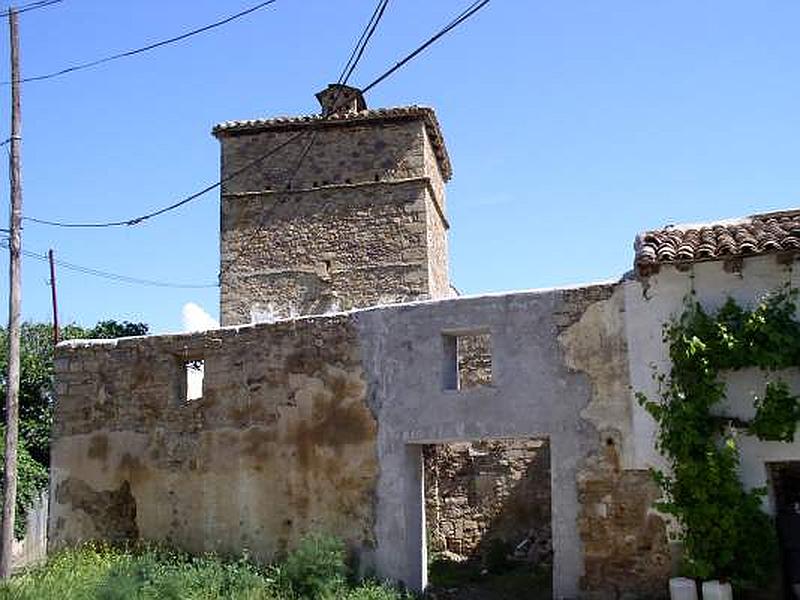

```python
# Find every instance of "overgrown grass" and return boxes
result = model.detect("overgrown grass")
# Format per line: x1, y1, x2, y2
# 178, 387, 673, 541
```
0, 536, 414, 600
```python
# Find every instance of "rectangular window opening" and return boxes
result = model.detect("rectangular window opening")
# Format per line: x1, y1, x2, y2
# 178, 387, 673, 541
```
443, 331, 493, 391
184, 359, 204, 402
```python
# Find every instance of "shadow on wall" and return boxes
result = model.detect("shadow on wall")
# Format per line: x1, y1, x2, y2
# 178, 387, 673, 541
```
424, 439, 552, 599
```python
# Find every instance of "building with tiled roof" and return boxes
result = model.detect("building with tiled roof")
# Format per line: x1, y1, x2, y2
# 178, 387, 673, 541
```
635, 209, 800, 275
50, 86, 800, 600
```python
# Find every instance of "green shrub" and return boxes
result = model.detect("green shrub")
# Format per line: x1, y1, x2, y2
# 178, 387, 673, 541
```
0, 427, 48, 539
0, 538, 412, 599
0, 543, 275, 600
276, 534, 348, 599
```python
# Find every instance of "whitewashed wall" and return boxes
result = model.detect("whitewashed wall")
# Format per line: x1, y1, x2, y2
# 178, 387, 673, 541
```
624, 254, 800, 514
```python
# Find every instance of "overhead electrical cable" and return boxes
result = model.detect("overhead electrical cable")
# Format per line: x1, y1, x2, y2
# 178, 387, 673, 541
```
24, 131, 306, 228
218, 0, 391, 279
338, 0, 388, 90
0, 0, 63, 18
0, 241, 218, 288
2, 0, 278, 85
25, 0, 389, 231
335, 0, 387, 87
26, 0, 488, 232
361, 0, 490, 93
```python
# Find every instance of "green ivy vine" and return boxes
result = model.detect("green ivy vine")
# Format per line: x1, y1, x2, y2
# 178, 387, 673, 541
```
637, 287, 800, 586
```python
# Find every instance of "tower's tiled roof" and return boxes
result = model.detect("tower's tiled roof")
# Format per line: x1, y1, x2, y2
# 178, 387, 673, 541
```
212, 106, 452, 181
634, 209, 800, 273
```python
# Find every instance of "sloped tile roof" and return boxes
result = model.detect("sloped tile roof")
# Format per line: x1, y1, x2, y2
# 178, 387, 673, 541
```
212, 106, 452, 181
635, 209, 800, 273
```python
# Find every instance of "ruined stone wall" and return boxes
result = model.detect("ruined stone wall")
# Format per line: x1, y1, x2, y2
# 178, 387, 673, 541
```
558, 284, 671, 598
424, 439, 551, 564
50, 316, 378, 564
577, 442, 670, 599
51, 282, 675, 597
218, 117, 450, 325
353, 283, 671, 596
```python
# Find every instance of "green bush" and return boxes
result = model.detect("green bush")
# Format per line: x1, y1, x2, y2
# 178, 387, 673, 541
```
0, 427, 48, 539
276, 534, 348, 599
0, 539, 413, 600
0, 543, 275, 600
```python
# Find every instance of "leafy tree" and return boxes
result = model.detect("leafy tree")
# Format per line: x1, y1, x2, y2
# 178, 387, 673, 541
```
85, 320, 148, 340
0, 428, 47, 539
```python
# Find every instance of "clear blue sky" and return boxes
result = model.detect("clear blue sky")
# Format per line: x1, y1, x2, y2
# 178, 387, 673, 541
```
1, 0, 798, 333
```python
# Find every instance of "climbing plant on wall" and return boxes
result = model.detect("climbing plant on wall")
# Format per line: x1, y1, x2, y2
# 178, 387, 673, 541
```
638, 287, 800, 586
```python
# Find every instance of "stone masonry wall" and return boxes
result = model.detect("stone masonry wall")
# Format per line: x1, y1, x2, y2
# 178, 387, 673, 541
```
424, 439, 551, 564
220, 179, 433, 324
218, 117, 450, 325
50, 316, 378, 565
558, 284, 671, 598
578, 441, 670, 599
457, 333, 493, 389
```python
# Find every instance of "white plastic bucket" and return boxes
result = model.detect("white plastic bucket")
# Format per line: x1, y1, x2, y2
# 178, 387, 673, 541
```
669, 577, 698, 600
701, 580, 732, 600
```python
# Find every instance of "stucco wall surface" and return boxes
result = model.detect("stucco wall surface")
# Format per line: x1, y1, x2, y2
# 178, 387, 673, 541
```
354, 283, 665, 598
626, 254, 800, 514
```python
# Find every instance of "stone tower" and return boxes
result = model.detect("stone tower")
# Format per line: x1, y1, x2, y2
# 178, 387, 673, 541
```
213, 85, 453, 326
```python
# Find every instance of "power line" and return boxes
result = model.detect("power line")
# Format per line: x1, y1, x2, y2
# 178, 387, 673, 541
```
0, 0, 63, 18
2, 0, 278, 85
24, 0, 389, 231
27, 0, 487, 232
219, 0, 391, 279
0, 240, 218, 288
24, 130, 307, 228
361, 0, 490, 93
338, 0, 388, 90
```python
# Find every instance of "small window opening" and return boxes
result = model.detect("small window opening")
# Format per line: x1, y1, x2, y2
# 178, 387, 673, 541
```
184, 359, 204, 402
443, 332, 493, 391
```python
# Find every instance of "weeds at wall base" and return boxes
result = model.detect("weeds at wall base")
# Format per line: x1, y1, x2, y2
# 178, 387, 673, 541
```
0, 537, 415, 600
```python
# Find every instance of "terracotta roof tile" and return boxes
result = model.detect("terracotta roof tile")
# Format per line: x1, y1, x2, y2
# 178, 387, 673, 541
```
212, 106, 452, 181
635, 209, 800, 273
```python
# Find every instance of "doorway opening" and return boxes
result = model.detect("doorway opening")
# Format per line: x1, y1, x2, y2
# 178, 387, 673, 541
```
423, 438, 552, 599
771, 462, 800, 600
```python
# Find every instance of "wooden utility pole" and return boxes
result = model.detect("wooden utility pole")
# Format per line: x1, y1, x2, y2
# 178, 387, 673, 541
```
1, 6, 23, 579
48, 250, 58, 346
